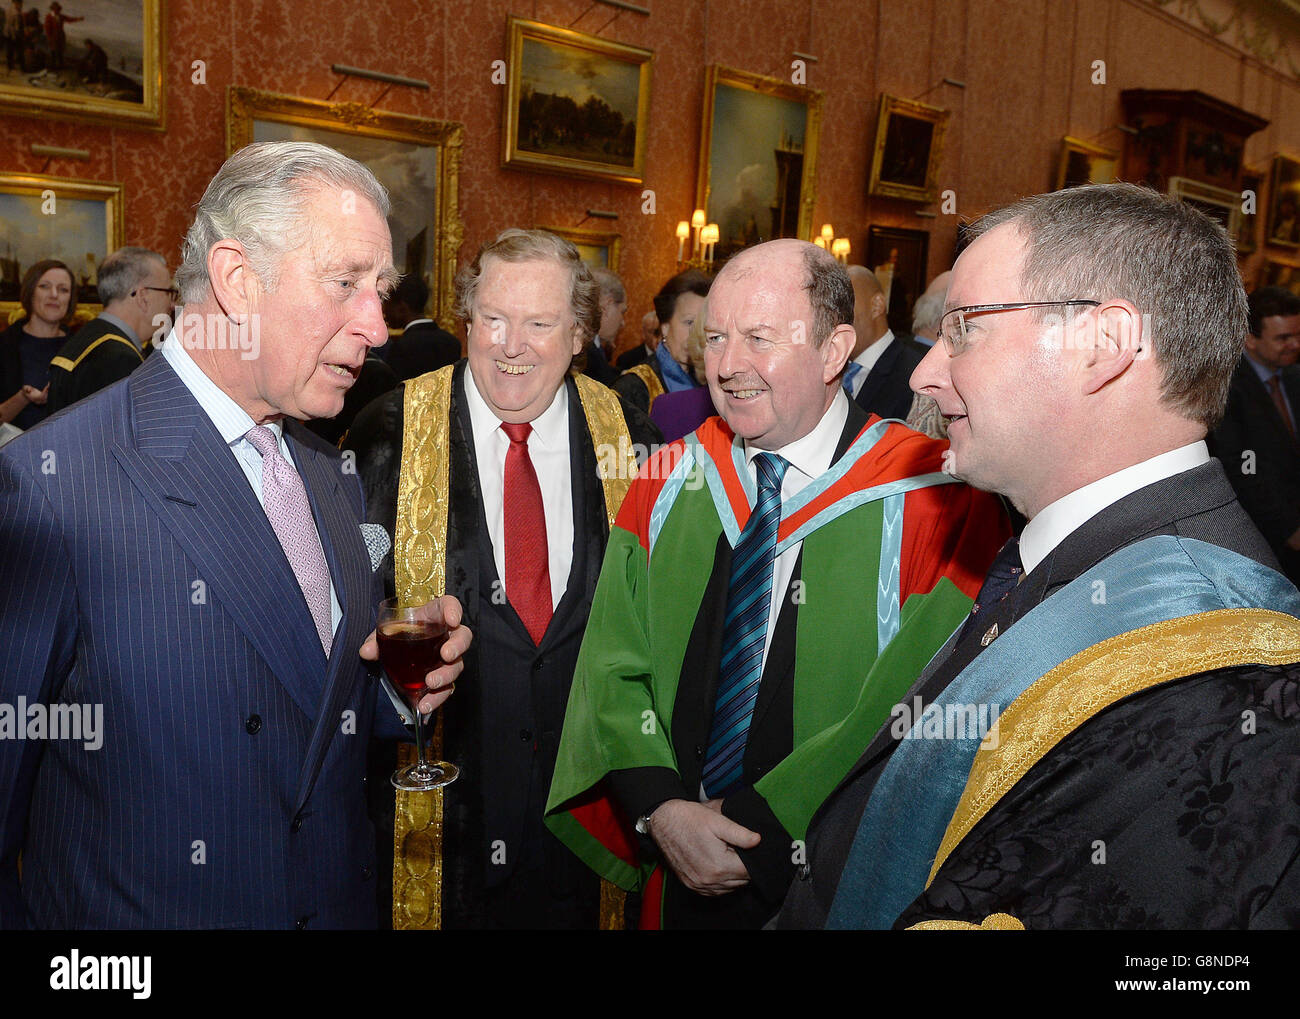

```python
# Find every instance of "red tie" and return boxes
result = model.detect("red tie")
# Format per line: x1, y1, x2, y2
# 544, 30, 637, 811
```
1267, 375, 1296, 441
502, 422, 552, 645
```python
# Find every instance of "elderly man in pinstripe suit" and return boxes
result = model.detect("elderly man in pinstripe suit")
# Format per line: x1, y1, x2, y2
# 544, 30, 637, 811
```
0, 141, 470, 929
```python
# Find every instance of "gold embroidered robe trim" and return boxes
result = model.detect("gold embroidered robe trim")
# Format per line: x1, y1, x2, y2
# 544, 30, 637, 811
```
926, 608, 1300, 898
624, 362, 665, 409
392, 367, 638, 929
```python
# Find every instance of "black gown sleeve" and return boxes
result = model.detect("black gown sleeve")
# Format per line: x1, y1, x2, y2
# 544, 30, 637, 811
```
346, 385, 406, 599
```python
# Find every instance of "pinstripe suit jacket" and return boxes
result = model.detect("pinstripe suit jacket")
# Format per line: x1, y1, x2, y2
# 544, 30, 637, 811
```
0, 352, 396, 929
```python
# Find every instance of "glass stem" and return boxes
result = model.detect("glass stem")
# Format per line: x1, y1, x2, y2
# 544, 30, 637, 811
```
412, 706, 428, 773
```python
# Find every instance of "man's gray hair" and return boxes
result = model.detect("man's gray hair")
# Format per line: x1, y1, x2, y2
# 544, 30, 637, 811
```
592, 267, 626, 305
175, 141, 391, 305
97, 246, 166, 305
454, 228, 601, 341
967, 182, 1246, 429
911, 289, 946, 335
803, 244, 855, 347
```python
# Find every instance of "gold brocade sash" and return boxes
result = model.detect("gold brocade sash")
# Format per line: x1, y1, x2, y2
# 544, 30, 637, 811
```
391, 368, 638, 930
624, 362, 665, 409
908, 608, 1300, 931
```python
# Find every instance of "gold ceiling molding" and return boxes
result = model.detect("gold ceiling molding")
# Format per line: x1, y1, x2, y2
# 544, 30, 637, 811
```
1147, 0, 1300, 77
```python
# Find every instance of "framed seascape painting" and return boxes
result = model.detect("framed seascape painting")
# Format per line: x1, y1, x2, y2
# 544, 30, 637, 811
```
866, 225, 929, 336
1267, 154, 1300, 250
228, 87, 464, 328
545, 226, 621, 272
502, 17, 652, 185
696, 64, 823, 263
1055, 136, 1120, 191
868, 94, 948, 203
0, 172, 124, 321
0, 0, 163, 129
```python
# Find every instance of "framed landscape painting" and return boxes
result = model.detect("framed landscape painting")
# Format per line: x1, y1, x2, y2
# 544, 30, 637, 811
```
502, 18, 652, 184
0, 0, 164, 129
696, 65, 823, 262
228, 87, 464, 328
0, 172, 124, 321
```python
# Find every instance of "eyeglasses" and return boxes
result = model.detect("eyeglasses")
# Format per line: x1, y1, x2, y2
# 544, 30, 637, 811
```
137, 286, 179, 301
937, 300, 1100, 356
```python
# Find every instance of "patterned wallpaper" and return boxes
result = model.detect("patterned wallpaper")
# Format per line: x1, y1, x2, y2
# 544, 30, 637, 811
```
2, 0, 1299, 344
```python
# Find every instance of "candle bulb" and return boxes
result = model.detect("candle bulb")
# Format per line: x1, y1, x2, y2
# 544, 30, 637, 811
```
676, 221, 690, 262
691, 209, 706, 256
820, 223, 834, 244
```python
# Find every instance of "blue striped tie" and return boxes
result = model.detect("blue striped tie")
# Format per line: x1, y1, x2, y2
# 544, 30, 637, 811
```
842, 361, 863, 397
702, 452, 790, 799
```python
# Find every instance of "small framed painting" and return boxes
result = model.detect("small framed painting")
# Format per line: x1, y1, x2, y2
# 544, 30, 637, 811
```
869, 94, 949, 203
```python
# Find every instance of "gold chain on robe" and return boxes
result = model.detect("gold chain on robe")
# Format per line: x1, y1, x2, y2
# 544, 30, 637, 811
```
907, 608, 1300, 930
392, 367, 638, 929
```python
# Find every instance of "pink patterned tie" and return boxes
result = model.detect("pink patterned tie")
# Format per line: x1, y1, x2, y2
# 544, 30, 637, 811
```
245, 425, 334, 655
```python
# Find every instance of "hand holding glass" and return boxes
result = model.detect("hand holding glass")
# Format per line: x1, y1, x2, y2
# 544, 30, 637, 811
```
376, 598, 460, 791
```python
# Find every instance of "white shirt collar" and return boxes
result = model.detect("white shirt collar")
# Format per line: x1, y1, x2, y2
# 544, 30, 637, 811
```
1019, 441, 1210, 575
463, 361, 569, 448
159, 326, 282, 448
852, 328, 895, 375
743, 388, 849, 485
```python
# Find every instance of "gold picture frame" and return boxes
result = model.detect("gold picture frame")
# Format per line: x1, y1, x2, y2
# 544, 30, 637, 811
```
1267, 154, 1300, 250
1, 173, 124, 323
868, 94, 949, 203
227, 87, 465, 329
1055, 136, 1120, 191
1168, 176, 1242, 240
697, 64, 823, 262
545, 226, 622, 272
0, 0, 164, 130
502, 17, 653, 185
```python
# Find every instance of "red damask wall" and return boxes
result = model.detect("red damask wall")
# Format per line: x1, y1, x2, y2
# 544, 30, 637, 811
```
2, 0, 1298, 345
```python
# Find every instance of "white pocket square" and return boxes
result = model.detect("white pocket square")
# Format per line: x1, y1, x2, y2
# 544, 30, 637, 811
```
360, 523, 391, 572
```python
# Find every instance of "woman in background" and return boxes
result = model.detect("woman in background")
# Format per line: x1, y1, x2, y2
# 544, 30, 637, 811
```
1, 259, 77, 429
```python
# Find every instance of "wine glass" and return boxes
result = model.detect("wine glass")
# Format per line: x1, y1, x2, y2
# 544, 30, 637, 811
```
376, 597, 460, 791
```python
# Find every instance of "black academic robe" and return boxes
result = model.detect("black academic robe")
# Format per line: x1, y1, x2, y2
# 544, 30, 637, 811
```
778, 459, 1300, 930
613, 357, 666, 414
46, 316, 143, 414
383, 320, 461, 382
348, 362, 661, 928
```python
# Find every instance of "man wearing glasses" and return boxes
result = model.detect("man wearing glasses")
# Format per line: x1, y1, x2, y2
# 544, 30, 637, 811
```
47, 246, 177, 414
780, 182, 1300, 930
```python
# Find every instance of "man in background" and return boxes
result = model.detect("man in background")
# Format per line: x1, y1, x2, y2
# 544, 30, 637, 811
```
1212, 285, 1300, 586
47, 246, 173, 413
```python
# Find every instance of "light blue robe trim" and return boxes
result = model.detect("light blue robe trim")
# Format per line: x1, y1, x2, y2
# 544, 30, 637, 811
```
775, 472, 957, 555
826, 535, 1300, 930
685, 433, 742, 548
647, 448, 697, 557
877, 493, 904, 652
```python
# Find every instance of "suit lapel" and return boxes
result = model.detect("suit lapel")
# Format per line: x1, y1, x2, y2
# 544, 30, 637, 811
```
111, 356, 327, 722
854, 340, 898, 414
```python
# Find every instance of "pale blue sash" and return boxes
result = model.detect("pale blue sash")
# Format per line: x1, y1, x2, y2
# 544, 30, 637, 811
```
826, 535, 1300, 929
